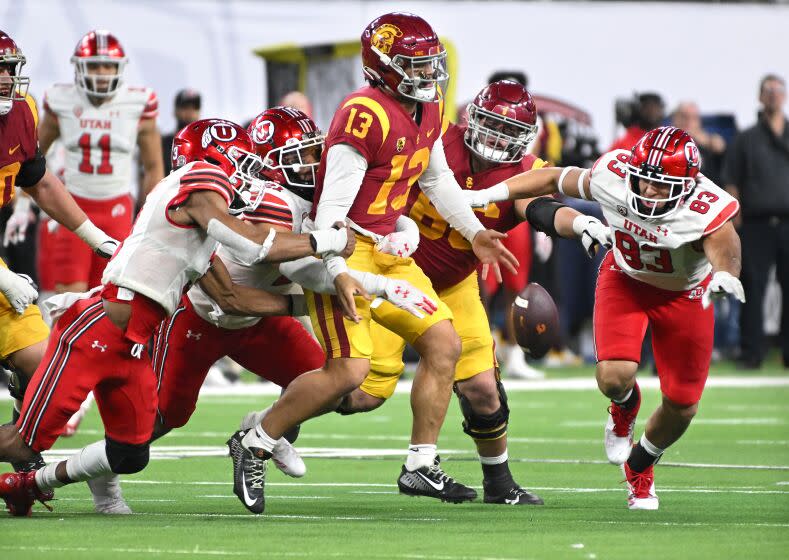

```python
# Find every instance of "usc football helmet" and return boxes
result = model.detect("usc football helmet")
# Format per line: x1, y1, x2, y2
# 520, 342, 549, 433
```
247, 106, 324, 201
626, 126, 701, 220
171, 119, 264, 209
361, 12, 448, 103
0, 30, 30, 115
465, 80, 538, 163
71, 30, 128, 97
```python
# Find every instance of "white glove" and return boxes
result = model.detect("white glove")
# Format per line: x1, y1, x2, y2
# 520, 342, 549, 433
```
572, 215, 612, 258
377, 231, 417, 258
372, 278, 438, 319
702, 271, 745, 309
310, 227, 348, 255
534, 231, 553, 262
463, 182, 509, 209
74, 220, 119, 259
0, 267, 38, 314
3, 195, 35, 247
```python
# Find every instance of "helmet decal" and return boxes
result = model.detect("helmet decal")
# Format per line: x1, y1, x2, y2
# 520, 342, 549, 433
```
371, 24, 403, 54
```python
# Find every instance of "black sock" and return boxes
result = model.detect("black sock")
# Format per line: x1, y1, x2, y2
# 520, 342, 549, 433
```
615, 383, 640, 410
627, 442, 658, 472
482, 460, 514, 489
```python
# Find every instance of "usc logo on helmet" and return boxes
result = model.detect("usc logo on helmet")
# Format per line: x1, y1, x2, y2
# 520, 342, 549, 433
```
371, 24, 403, 54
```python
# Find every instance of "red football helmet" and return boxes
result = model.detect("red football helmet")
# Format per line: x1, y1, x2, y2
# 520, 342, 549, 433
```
626, 126, 701, 220
465, 80, 538, 163
71, 30, 128, 97
361, 12, 448, 103
0, 30, 29, 115
247, 106, 324, 200
171, 119, 264, 207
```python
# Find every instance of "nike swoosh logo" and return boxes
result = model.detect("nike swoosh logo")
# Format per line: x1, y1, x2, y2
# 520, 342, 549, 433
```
426, 129, 434, 138
505, 498, 519, 505
9, 144, 20, 155
416, 471, 444, 491
240, 470, 257, 507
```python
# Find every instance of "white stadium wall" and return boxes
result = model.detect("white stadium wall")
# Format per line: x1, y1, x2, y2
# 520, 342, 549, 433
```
1, 0, 787, 145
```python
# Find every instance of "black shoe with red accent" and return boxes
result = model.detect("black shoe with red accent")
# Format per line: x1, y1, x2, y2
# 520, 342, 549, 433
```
0, 471, 53, 516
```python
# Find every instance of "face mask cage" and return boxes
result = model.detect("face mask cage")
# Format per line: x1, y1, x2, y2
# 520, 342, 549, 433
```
264, 133, 325, 189
72, 56, 127, 97
0, 55, 30, 114
465, 104, 538, 163
625, 163, 695, 220
388, 50, 449, 103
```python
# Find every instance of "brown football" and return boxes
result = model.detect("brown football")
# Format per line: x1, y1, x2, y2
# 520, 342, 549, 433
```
510, 282, 559, 359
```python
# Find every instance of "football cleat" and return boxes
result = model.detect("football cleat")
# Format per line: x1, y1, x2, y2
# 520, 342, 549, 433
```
240, 407, 305, 477
605, 385, 641, 465
0, 471, 53, 516
624, 463, 659, 510
503, 345, 545, 380
483, 482, 544, 506
226, 430, 267, 514
397, 456, 477, 503
87, 474, 132, 514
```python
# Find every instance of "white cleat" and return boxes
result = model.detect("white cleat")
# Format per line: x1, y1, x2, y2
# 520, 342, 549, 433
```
87, 474, 132, 514
503, 345, 545, 380
604, 415, 633, 465
623, 463, 659, 510
271, 437, 306, 478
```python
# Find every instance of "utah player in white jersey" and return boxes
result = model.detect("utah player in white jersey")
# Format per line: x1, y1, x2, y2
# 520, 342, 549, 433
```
0, 118, 356, 516
38, 30, 164, 294
464, 126, 744, 510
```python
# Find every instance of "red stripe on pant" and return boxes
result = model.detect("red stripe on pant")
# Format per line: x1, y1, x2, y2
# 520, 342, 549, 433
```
329, 295, 351, 358
312, 292, 336, 358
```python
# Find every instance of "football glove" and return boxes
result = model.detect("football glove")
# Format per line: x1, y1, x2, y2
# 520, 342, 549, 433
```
702, 271, 745, 309
0, 267, 38, 314
373, 278, 438, 319
572, 215, 612, 258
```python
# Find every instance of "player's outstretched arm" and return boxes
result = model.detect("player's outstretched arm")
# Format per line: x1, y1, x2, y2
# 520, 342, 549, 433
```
23, 168, 118, 257
137, 118, 165, 197
198, 256, 292, 318
465, 166, 592, 208
701, 220, 745, 309
182, 190, 352, 264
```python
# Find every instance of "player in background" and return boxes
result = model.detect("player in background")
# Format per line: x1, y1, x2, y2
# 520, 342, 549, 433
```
0, 30, 119, 471
338, 81, 610, 505
226, 12, 520, 514
0, 119, 355, 516
37, 29, 163, 295
464, 126, 744, 510
87, 108, 433, 514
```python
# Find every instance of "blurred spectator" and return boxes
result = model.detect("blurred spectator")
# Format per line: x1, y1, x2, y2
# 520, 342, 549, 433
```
278, 91, 314, 118
723, 74, 789, 369
610, 92, 665, 151
671, 101, 727, 184
161, 88, 201, 174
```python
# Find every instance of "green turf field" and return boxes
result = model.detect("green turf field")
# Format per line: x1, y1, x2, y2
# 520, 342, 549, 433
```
1, 369, 788, 559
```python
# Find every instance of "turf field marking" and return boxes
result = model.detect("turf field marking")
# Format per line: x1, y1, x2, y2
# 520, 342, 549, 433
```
736, 439, 789, 445
198, 494, 331, 499
561, 417, 784, 427
587, 521, 789, 529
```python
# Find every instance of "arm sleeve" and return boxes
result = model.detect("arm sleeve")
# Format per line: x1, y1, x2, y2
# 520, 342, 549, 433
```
313, 144, 368, 229
16, 150, 47, 188
418, 136, 485, 241
279, 257, 387, 296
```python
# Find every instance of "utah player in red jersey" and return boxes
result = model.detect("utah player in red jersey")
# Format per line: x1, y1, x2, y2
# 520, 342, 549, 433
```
338, 81, 610, 505
0, 119, 354, 516
226, 12, 520, 512
0, 30, 119, 471
467, 126, 744, 510
36, 30, 164, 295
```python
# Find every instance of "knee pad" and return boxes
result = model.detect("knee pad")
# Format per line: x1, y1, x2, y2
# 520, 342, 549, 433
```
454, 378, 510, 441
105, 437, 150, 475
7, 368, 30, 402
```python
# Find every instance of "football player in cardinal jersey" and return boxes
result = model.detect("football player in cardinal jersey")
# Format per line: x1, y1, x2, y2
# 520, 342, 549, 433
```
337, 81, 610, 505
0, 118, 355, 516
35, 30, 164, 295
465, 125, 744, 510
0, 29, 118, 472
226, 12, 521, 513
85, 108, 434, 515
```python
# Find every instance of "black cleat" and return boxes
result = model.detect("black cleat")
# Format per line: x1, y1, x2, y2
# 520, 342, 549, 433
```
11, 453, 45, 474
397, 456, 477, 503
484, 483, 544, 505
226, 430, 268, 515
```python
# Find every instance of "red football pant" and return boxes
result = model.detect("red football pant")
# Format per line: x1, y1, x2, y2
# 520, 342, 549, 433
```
481, 221, 532, 296
593, 252, 713, 406
153, 296, 325, 430
16, 296, 158, 452
40, 193, 134, 289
